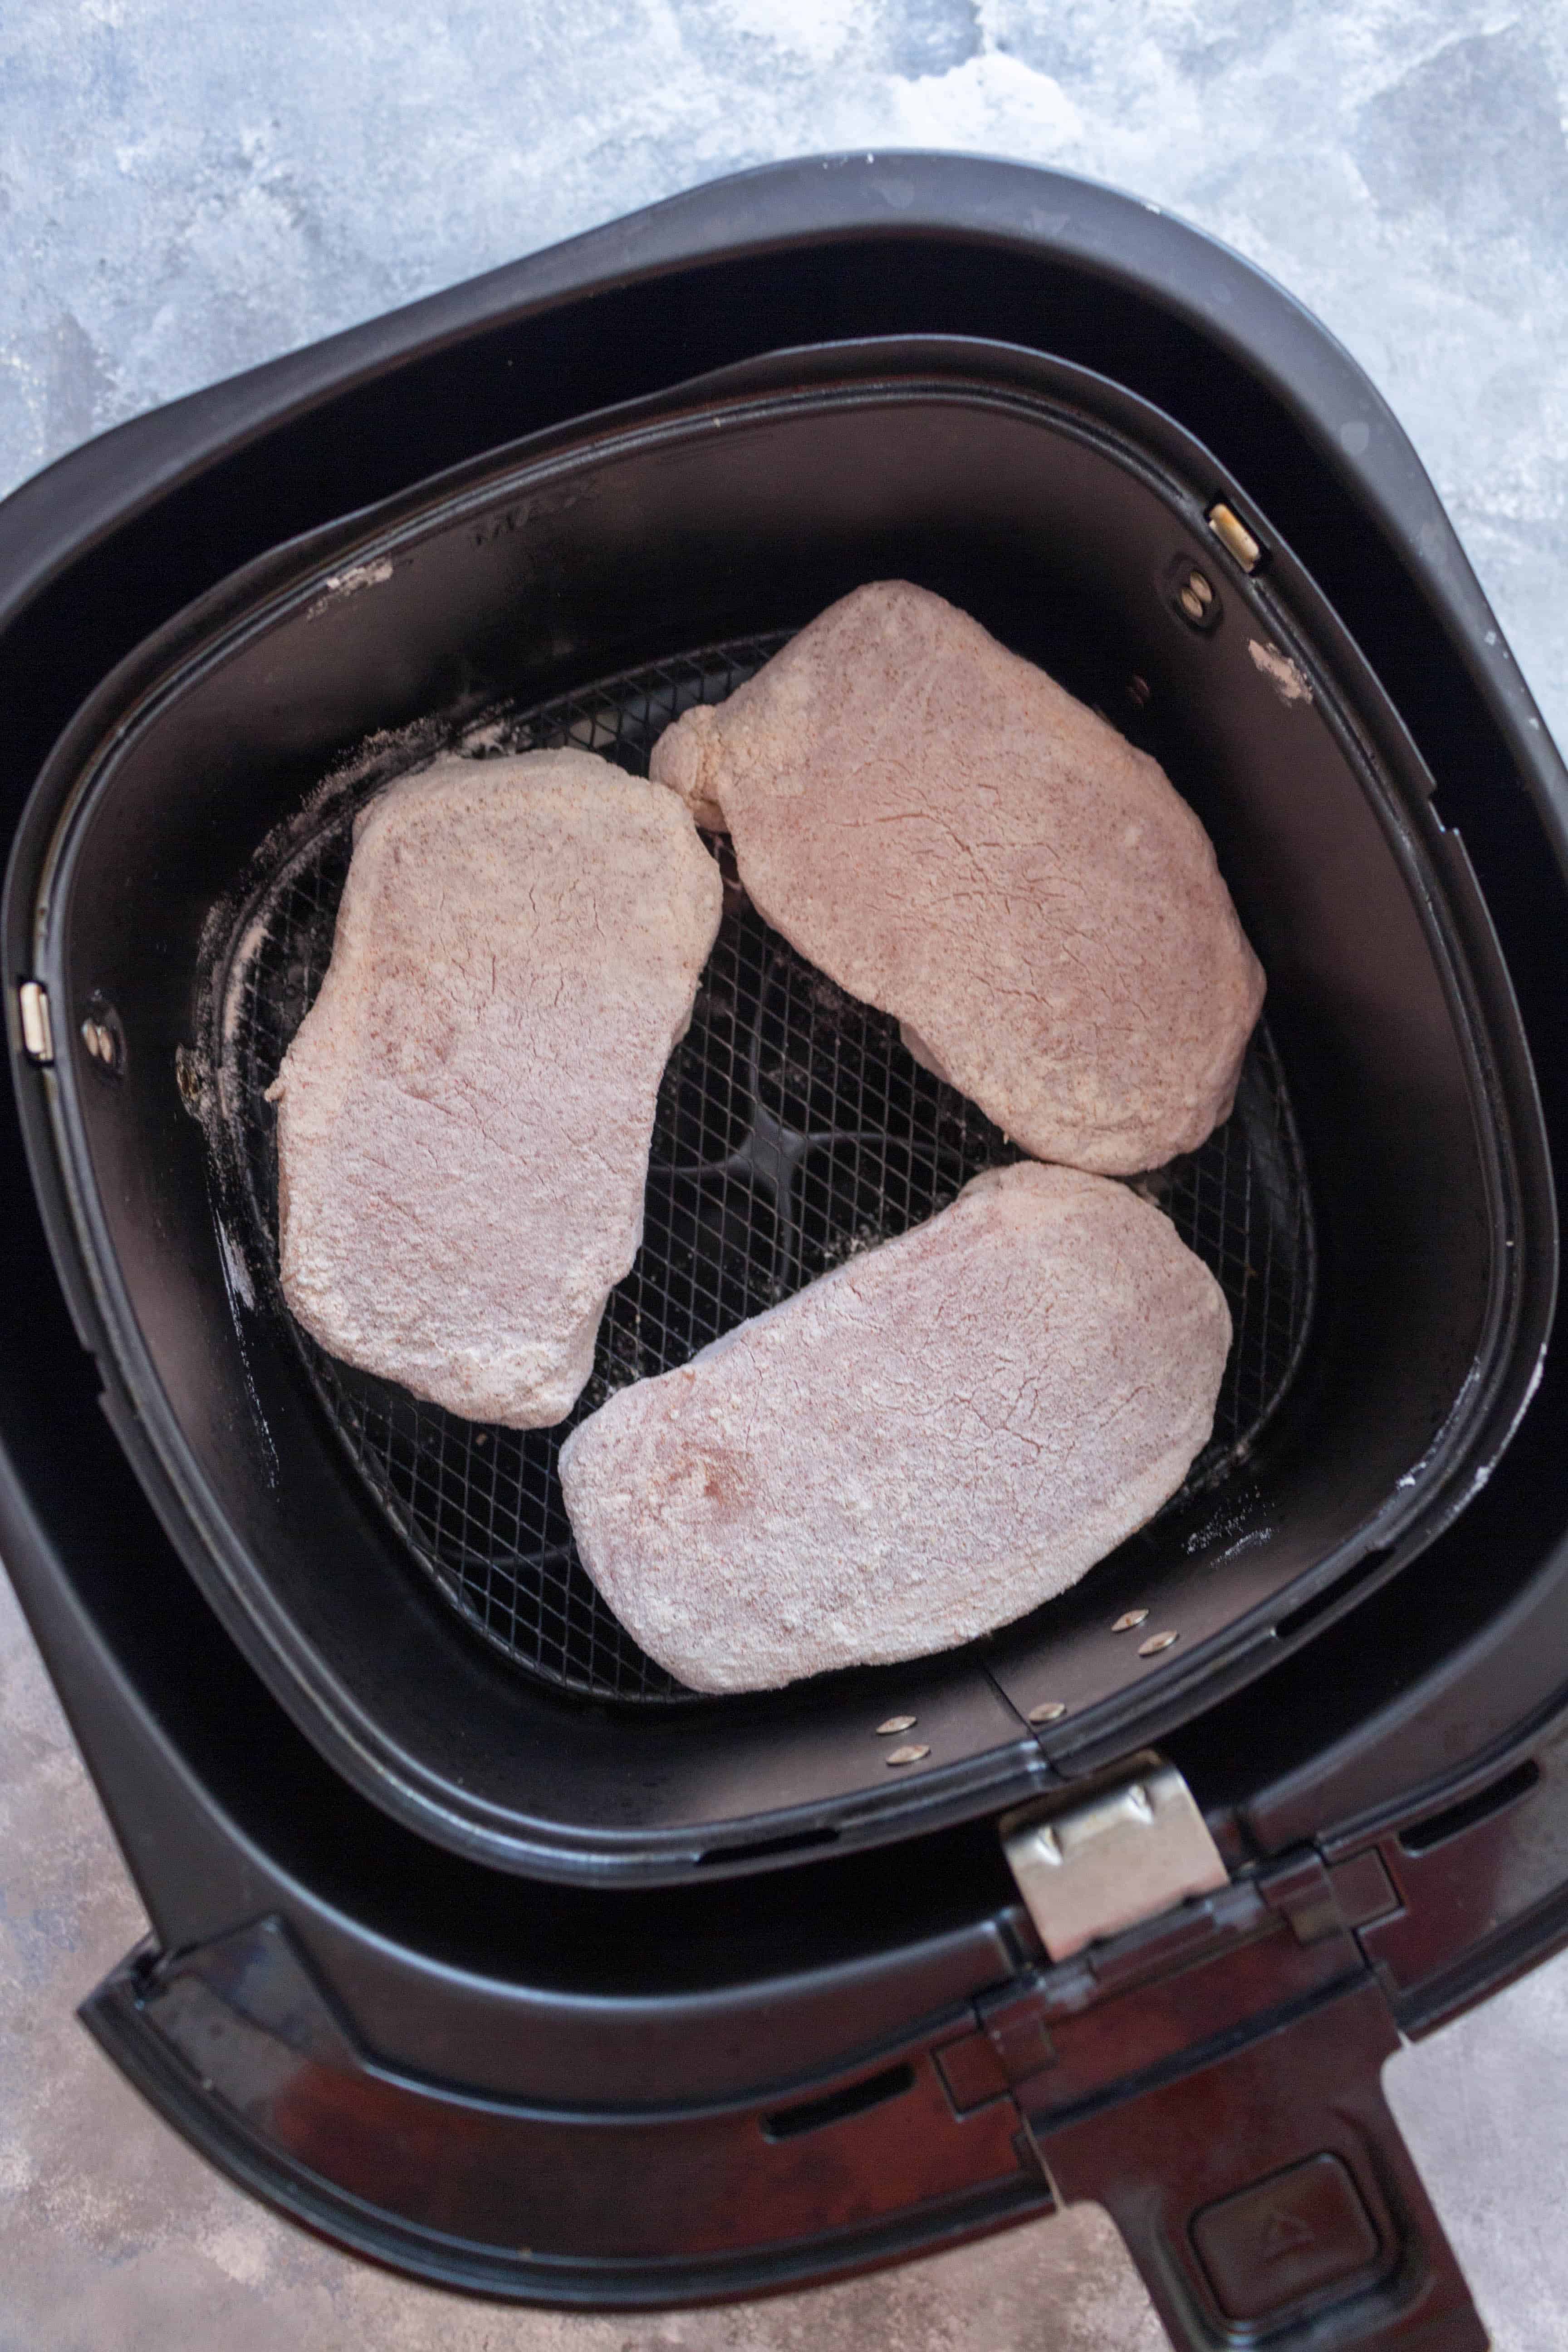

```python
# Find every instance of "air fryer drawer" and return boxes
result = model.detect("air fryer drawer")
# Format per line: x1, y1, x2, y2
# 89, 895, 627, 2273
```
3, 153, 1566, 2341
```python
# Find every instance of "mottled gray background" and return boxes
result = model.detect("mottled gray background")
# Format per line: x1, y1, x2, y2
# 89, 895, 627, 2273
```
3, 0, 1568, 2346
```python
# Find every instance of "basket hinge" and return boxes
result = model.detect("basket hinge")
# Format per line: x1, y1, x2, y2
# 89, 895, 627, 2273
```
1000, 1751, 1230, 1962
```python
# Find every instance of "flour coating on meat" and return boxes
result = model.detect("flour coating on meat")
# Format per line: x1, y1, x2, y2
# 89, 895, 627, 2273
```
559, 1163, 1231, 1691
267, 750, 722, 1427
651, 582, 1265, 1174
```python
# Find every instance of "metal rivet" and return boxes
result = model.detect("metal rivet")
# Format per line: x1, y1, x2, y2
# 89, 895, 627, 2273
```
81, 1006, 121, 1073
885, 1744, 930, 1766
1028, 1701, 1067, 1724
876, 1715, 917, 1736
1127, 674, 1151, 707
1175, 567, 1218, 628
1138, 1631, 1180, 1656
1112, 1610, 1149, 1634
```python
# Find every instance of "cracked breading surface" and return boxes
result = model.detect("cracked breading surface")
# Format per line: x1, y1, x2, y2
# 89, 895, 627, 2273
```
267, 749, 722, 1427
559, 1163, 1231, 1691
652, 581, 1265, 1175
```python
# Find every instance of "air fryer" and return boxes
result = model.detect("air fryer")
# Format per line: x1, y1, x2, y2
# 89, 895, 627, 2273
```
2, 157, 1566, 2352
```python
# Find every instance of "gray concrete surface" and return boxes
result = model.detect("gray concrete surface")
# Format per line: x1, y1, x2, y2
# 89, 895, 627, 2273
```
3, 0, 1568, 2345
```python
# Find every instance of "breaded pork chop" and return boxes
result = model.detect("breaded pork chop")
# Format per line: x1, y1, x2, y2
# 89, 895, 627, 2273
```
559, 1162, 1230, 1691
268, 750, 722, 1427
652, 582, 1264, 1174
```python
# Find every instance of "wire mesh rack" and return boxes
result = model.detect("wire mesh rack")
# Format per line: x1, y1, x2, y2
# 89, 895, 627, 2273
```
220, 633, 1316, 1703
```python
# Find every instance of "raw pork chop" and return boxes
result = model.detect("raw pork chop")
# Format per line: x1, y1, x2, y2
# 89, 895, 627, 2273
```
268, 750, 722, 1427
559, 1162, 1230, 1691
651, 582, 1265, 1174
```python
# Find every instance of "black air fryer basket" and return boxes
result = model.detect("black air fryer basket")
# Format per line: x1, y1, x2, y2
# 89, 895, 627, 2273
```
3, 158, 1567, 2352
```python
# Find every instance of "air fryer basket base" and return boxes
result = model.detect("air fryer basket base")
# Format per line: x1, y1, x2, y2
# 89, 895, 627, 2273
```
23, 334, 1547, 1877
220, 632, 1314, 1705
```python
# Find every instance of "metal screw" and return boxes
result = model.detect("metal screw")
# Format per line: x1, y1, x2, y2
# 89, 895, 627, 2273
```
885, 1744, 930, 1766
1028, 1700, 1067, 1725
1112, 1609, 1149, 1634
876, 1715, 917, 1736
1138, 1631, 1180, 1656
1178, 570, 1215, 623
1127, 675, 1151, 708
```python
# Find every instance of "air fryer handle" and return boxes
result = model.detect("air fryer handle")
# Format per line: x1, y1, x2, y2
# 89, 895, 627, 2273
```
1026, 1979, 1488, 2351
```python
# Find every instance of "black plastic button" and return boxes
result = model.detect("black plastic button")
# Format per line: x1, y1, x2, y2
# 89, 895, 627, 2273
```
1192, 2152, 1382, 2323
